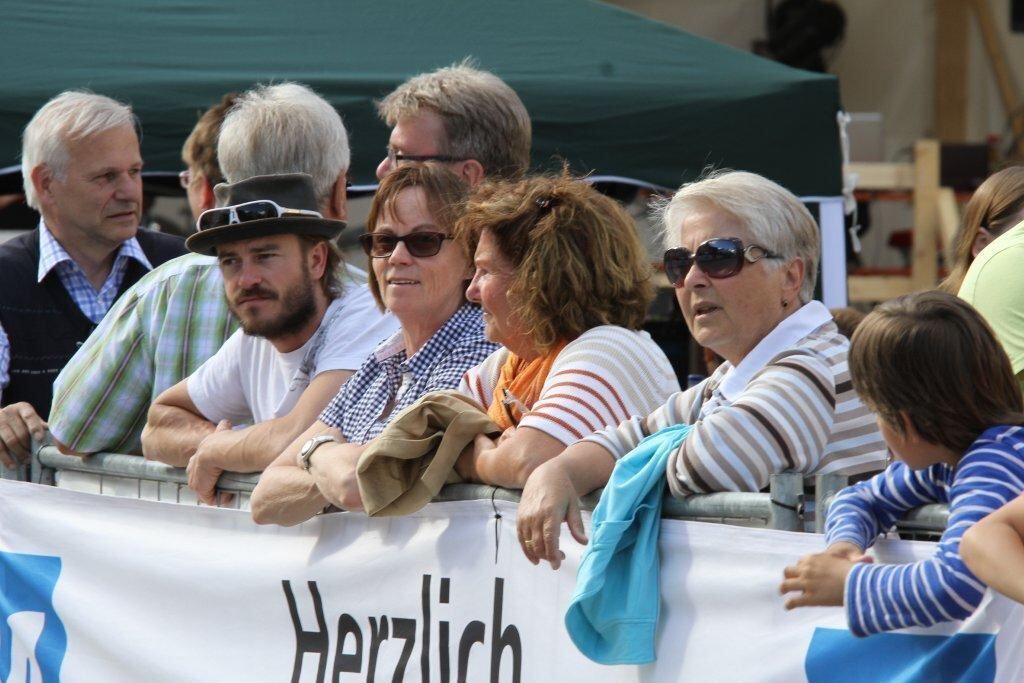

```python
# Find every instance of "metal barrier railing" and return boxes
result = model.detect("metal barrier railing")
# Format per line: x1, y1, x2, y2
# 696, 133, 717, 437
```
32, 448, 259, 510
9, 446, 949, 536
441, 474, 804, 530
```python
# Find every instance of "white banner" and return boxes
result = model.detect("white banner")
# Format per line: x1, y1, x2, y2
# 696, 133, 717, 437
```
0, 480, 1021, 682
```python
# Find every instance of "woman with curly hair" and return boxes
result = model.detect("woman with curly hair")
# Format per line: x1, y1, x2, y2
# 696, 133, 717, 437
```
452, 173, 680, 488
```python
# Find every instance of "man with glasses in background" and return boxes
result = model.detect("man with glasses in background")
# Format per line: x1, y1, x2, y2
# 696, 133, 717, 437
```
375, 60, 532, 183
0, 91, 187, 470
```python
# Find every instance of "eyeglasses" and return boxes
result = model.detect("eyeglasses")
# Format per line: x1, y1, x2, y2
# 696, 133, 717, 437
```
196, 200, 322, 231
359, 231, 452, 258
663, 237, 783, 286
385, 148, 467, 167
178, 170, 192, 189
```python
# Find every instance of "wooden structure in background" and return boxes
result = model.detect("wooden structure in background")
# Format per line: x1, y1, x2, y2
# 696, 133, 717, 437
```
847, 140, 961, 303
937, 0, 1024, 154
936, 0, 969, 141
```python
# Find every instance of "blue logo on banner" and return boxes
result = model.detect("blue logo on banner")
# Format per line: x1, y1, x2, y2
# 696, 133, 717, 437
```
0, 551, 67, 683
806, 627, 996, 682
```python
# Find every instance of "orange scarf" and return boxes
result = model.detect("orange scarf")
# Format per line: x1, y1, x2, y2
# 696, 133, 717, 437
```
488, 341, 568, 430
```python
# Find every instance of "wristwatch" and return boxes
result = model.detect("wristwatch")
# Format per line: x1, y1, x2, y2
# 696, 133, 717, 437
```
299, 434, 338, 471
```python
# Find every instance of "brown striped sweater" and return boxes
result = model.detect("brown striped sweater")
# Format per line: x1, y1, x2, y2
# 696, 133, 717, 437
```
586, 303, 887, 497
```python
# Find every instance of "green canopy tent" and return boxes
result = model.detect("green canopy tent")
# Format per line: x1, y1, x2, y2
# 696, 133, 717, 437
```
0, 0, 848, 305
1, 0, 842, 193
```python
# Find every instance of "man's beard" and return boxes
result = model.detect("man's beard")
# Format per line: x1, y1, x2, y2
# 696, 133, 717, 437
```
229, 272, 319, 340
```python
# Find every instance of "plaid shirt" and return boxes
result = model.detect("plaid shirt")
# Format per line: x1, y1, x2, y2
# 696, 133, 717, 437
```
0, 223, 152, 393
320, 303, 498, 443
48, 253, 238, 454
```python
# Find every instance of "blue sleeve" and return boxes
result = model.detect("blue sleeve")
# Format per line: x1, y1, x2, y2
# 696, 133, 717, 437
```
843, 442, 1024, 637
825, 461, 948, 550
0, 320, 8, 395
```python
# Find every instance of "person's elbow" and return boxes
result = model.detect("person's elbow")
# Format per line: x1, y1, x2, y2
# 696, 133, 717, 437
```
250, 476, 296, 526
53, 437, 92, 459
249, 489, 285, 525
139, 413, 160, 461
959, 524, 985, 576
250, 468, 328, 525
140, 401, 178, 461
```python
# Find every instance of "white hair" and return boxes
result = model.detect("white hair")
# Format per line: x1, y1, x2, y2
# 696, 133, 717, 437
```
217, 82, 350, 206
21, 90, 136, 210
660, 170, 820, 303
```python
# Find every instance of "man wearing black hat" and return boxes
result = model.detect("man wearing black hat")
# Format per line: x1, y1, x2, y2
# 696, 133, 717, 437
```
139, 173, 397, 505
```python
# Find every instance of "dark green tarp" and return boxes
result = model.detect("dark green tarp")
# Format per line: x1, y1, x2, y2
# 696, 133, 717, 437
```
0, 0, 842, 195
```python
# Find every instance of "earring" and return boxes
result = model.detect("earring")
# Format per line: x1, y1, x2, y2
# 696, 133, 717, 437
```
781, 300, 789, 308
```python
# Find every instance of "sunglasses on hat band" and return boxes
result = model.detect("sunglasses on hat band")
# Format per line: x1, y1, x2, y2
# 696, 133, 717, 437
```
663, 237, 783, 287
196, 200, 323, 232
359, 231, 453, 258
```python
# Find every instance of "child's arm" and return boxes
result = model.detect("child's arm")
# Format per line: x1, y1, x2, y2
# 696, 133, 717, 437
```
838, 452, 1024, 636
780, 463, 940, 614
824, 461, 946, 552
961, 494, 1024, 603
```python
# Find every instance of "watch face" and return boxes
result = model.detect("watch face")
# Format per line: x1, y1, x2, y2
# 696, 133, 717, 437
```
301, 435, 335, 467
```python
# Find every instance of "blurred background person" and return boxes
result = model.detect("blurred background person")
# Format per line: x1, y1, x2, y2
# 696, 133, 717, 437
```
941, 165, 1024, 294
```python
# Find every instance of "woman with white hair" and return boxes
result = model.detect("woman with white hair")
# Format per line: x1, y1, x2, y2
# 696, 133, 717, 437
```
516, 170, 888, 568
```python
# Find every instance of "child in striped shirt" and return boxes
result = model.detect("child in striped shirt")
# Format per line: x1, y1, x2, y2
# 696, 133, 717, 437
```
780, 291, 1024, 637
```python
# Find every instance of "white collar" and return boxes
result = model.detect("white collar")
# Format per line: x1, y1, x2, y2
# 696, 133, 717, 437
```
717, 300, 832, 401
373, 329, 407, 363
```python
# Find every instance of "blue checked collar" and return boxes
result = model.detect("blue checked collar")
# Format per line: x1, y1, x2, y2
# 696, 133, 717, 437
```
37, 219, 152, 283
373, 303, 483, 376
404, 303, 482, 376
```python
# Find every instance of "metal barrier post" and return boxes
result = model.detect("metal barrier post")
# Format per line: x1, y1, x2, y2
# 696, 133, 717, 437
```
813, 473, 849, 533
767, 473, 803, 531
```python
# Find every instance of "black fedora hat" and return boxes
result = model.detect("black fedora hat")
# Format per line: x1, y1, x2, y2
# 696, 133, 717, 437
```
185, 173, 345, 255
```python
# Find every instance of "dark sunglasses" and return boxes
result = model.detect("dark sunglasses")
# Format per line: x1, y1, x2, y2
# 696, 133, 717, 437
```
196, 200, 321, 231
359, 231, 453, 258
663, 237, 782, 286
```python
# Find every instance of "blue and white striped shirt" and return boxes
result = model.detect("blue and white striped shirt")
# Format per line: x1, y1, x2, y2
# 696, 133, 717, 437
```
825, 424, 1024, 637
319, 303, 498, 444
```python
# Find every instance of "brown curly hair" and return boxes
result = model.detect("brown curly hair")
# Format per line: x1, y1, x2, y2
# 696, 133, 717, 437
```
365, 163, 474, 310
456, 173, 653, 352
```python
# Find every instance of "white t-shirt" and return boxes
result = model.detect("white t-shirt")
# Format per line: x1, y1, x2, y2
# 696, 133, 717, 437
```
188, 273, 398, 425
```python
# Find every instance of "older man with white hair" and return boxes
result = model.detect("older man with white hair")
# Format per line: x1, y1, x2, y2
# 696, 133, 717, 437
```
0, 90, 186, 468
